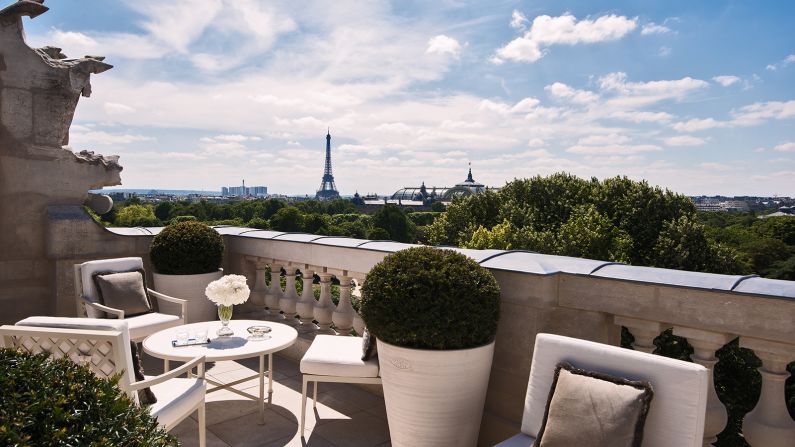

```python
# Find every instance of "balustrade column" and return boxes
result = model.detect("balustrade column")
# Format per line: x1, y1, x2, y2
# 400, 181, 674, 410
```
613, 316, 667, 354
332, 276, 355, 335
279, 267, 299, 326
264, 263, 283, 321
740, 337, 795, 447
296, 269, 316, 333
314, 273, 336, 335
674, 327, 733, 446
250, 260, 269, 316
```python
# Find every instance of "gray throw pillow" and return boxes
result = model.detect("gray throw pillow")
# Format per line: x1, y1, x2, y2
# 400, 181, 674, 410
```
129, 342, 157, 405
534, 362, 654, 447
361, 328, 377, 361
92, 270, 156, 318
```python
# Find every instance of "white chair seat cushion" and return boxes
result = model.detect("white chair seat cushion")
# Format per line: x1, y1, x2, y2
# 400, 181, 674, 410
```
127, 312, 181, 341
300, 335, 379, 378
148, 376, 205, 429
494, 433, 535, 447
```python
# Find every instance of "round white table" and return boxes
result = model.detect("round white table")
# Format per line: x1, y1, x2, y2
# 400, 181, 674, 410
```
143, 319, 298, 423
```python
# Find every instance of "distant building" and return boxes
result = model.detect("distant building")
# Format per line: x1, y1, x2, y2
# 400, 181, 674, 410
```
693, 197, 749, 212
387, 166, 487, 205
221, 180, 267, 197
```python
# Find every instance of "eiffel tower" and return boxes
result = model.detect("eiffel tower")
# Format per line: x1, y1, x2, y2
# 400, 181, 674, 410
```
315, 129, 340, 200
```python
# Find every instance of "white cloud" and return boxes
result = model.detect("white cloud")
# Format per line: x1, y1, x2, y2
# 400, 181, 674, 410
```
103, 102, 136, 115
663, 135, 707, 146
527, 138, 545, 148
609, 110, 674, 123
773, 142, 795, 152
641, 23, 672, 35
577, 134, 630, 145
567, 143, 661, 155
68, 127, 154, 145
699, 162, 733, 171
671, 118, 724, 132
658, 46, 672, 57
599, 72, 708, 107
510, 10, 529, 31
730, 99, 795, 125
492, 13, 637, 63
426, 35, 462, 58
545, 82, 599, 104
511, 97, 541, 113
766, 54, 795, 71
712, 75, 740, 87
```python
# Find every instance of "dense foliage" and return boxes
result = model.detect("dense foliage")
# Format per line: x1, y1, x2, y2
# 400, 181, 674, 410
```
0, 348, 177, 446
99, 198, 437, 243
700, 212, 795, 280
360, 247, 500, 350
427, 173, 748, 274
150, 221, 224, 275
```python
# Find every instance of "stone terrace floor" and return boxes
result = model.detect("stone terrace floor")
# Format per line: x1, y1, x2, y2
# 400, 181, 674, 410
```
142, 352, 390, 447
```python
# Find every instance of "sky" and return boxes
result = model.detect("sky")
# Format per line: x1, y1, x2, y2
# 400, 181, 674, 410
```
22, 0, 795, 196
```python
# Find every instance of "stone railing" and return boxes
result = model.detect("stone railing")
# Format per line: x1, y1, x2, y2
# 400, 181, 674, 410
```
41, 216, 795, 447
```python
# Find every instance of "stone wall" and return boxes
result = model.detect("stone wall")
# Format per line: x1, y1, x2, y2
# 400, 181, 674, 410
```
0, 1, 120, 324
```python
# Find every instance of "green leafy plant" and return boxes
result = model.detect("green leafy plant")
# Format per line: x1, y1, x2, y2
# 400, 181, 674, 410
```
150, 221, 223, 275
0, 348, 177, 446
360, 247, 500, 350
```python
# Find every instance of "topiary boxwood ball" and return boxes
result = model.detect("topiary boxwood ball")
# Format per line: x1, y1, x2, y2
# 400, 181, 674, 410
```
0, 348, 177, 446
150, 221, 224, 275
360, 246, 500, 350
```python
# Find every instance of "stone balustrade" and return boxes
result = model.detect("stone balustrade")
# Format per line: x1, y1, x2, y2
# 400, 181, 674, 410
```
41, 219, 795, 447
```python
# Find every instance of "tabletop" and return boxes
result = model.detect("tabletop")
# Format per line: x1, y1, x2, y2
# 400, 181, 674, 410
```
142, 319, 298, 362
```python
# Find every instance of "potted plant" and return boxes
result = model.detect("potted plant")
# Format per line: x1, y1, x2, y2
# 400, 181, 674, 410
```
360, 246, 501, 447
150, 221, 224, 323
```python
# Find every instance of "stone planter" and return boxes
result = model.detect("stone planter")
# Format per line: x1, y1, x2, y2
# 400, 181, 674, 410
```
153, 269, 223, 323
377, 339, 495, 447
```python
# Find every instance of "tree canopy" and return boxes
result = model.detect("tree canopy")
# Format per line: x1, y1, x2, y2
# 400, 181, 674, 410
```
427, 173, 748, 274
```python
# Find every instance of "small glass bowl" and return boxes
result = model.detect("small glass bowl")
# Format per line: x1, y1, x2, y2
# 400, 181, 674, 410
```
247, 325, 272, 340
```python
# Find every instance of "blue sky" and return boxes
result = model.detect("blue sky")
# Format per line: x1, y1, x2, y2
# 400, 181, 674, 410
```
23, 0, 795, 196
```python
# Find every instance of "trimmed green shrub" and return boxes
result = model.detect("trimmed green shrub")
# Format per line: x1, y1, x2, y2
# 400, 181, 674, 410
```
170, 215, 197, 223
0, 348, 177, 446
150, 221, 223, 275
360, 247, 500, 350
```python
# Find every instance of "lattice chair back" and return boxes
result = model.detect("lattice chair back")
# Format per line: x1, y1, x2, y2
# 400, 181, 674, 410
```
1, 317, 136, 398
74, 257, 145, 318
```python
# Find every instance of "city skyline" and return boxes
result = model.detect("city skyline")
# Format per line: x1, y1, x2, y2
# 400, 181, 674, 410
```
24, 0, 795, 196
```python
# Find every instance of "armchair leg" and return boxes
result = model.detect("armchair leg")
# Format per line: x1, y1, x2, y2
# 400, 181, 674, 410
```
198, 401, 206, 447
313, 381, 318, 407
301, 376, 308, 436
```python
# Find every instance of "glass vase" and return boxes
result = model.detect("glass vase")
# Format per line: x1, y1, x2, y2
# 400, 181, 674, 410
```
217, 304, 234, 336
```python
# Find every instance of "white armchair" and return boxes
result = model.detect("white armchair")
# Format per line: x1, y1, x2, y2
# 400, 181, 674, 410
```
0, 316, 206, 447
74, 257, 187, 342
496, 333, 709, 447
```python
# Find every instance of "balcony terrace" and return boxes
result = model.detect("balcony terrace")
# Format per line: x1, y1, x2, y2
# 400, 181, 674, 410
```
18, 213, 795, 446
1, 1, 794, 446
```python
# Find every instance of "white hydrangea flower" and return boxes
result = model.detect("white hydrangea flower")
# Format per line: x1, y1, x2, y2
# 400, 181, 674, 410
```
205, 274, 250, 306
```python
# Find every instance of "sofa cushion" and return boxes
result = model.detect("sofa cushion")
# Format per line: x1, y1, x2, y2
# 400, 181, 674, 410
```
301, 335, 379, 378
533, 362, 653, 447
79, 258, 145, 318
93, 270, 156, 317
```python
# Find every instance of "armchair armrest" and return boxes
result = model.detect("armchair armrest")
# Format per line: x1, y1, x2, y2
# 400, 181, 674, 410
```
148, 289, 187, 322
129, 355, 206, 391
80, 295, 124, 319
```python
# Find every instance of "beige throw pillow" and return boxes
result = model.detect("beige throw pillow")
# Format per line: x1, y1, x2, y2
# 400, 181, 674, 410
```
534, 362, 654, 447
93, 270, 155, 318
